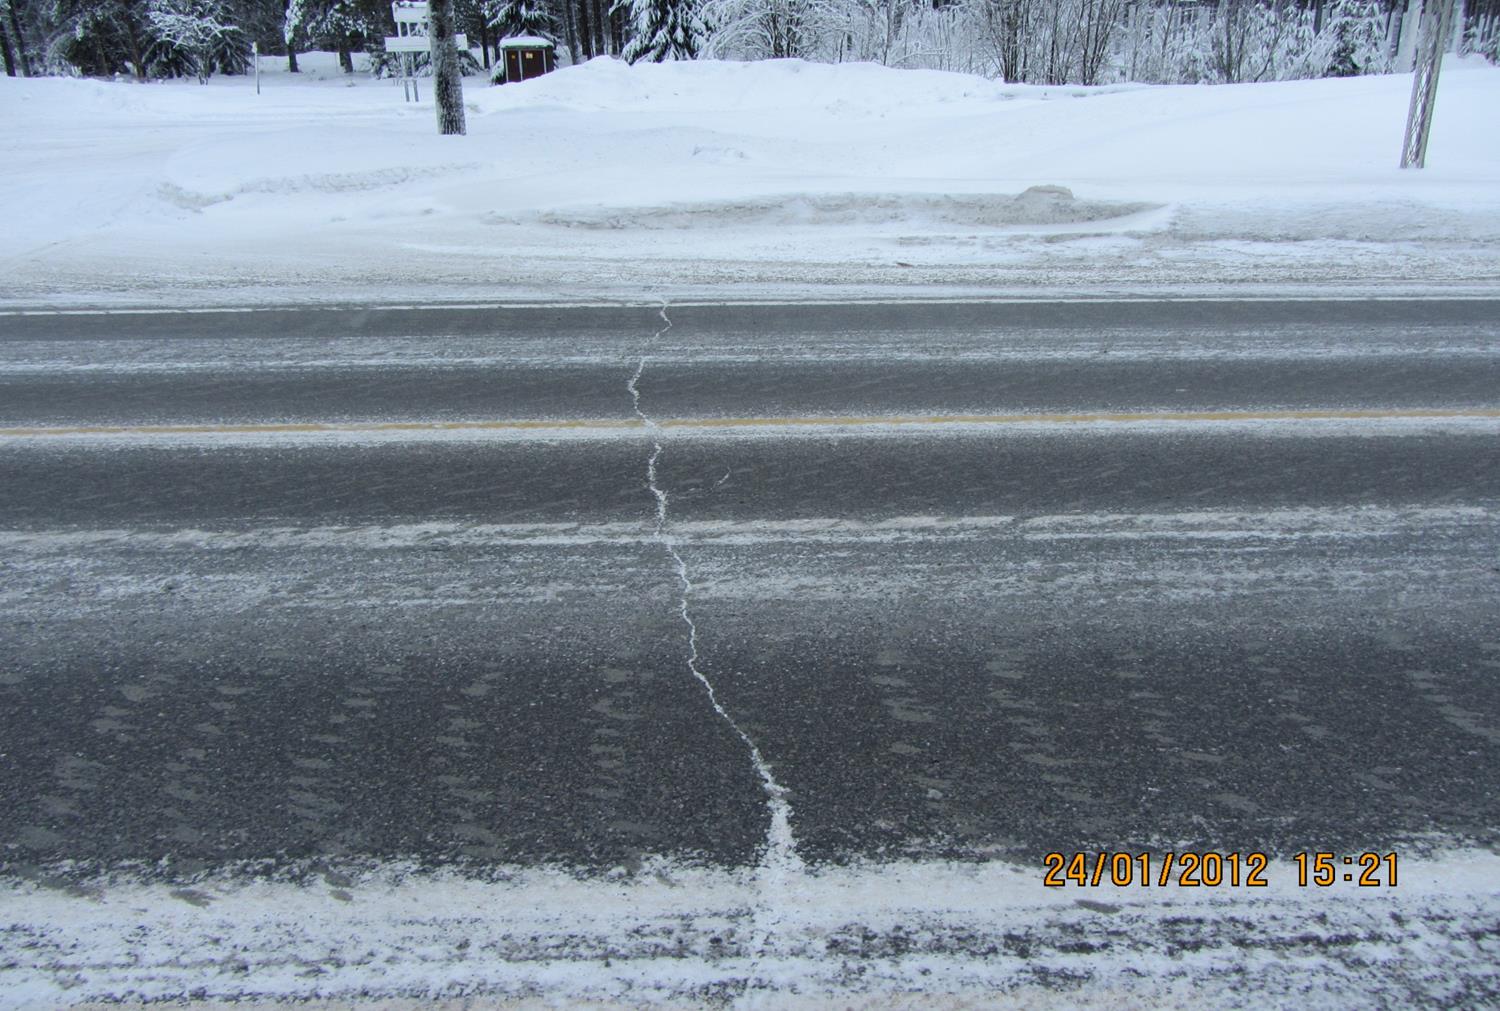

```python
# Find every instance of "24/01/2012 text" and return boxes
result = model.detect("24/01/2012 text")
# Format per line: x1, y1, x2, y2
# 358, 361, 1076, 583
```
1043, 851, 1399, 888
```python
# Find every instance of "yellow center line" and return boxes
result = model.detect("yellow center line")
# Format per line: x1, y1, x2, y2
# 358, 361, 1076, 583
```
660, 409, 1500, 428
1, 409, 1498, 439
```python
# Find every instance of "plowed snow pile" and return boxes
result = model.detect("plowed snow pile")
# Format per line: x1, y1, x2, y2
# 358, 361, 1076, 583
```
1, 53, 1497, 305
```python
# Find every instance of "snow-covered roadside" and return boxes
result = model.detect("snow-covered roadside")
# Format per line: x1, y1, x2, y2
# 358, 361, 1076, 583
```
1, 54, 1497, 308
5, 851, 1499, 1008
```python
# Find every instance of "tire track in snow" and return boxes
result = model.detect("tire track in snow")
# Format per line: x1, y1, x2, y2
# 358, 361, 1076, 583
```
628, 301, 803, 896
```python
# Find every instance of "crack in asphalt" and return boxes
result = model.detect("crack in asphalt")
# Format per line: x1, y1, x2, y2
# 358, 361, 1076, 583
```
628, 302, 802, 900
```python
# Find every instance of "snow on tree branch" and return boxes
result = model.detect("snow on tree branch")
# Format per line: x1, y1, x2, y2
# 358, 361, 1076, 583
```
145, 0, 248, 82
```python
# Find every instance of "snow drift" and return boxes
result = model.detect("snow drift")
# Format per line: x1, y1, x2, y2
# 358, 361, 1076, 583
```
1, 53, 1497, 305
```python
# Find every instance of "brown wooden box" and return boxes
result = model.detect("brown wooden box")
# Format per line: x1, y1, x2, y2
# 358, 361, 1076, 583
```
499, 37, 557, 84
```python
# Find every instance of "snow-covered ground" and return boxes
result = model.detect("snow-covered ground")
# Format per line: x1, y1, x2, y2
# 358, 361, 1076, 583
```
2, 53, 1498, 307
8, 850, 1500, 1008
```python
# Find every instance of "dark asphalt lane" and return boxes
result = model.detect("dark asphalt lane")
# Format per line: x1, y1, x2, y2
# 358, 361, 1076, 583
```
5, 356, 1500, 424
2, 301, 1499, 425
3, 297, 1498, 342
1, 432, 1497, 528
2, 490, 1497, 869
1, 300, 1498, 879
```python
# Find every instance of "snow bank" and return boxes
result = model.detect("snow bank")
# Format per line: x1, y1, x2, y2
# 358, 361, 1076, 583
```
481, 54, 1064, 115
1, 56, 1497, 306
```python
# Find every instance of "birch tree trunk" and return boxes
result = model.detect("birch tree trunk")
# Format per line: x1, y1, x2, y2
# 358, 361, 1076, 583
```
430, 0, 468, 136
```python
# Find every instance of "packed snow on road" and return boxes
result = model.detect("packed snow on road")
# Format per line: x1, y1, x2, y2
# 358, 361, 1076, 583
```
7, 850, 1500, 1008
1, 53, 1498, 306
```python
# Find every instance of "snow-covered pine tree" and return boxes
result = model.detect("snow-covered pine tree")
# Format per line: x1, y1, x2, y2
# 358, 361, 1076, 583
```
451, 0, 487, 67
40, 0, 149, 78
486, 0, 553, 39
285, 0, 385, 72
1317, 0, 1393, 76
621, 0, 703, 61
282, 0, 302, 70
145, 0, 248, 82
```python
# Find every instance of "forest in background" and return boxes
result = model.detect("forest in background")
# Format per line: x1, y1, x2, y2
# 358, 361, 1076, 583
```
2, 0, 1497, 87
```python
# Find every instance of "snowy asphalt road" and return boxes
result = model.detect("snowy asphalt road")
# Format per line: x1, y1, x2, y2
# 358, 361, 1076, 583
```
2, 299, 1500, 1007
4, 299, 1500, 425
3, 298, 1498, 869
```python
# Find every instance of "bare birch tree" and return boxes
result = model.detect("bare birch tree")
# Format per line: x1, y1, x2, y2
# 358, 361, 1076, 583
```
429, 0, 467, 134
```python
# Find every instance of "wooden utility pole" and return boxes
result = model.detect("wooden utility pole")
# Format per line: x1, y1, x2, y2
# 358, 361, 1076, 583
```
1401, 0, 1456, 168
429, 0, 467, 136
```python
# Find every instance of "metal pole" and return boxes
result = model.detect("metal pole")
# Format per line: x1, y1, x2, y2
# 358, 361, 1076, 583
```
1401, 0, 1457, 168
253, 41, 260, 94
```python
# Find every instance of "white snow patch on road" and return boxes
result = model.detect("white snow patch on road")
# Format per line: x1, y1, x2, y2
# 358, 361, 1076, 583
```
1, 505, 1492, 552
4, 506, 1489, 617
3, 850, 1498, 1008
1, 324, 1498, 375
1, 54, 1498, 306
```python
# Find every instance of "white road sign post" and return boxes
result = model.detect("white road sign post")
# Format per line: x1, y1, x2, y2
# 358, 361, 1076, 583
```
385, 1, 466, 104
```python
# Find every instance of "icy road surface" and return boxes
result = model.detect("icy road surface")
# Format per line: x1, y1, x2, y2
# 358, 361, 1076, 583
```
1, 299, 1499, 1007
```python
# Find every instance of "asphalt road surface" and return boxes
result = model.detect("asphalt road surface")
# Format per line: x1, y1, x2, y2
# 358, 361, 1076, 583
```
2, 299, 1499, 1006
